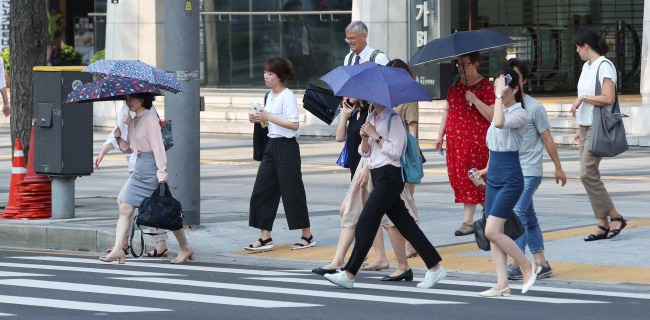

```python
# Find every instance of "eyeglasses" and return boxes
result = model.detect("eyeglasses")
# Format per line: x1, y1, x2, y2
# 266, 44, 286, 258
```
344, 34, 364, 43
455, 62, 474, 68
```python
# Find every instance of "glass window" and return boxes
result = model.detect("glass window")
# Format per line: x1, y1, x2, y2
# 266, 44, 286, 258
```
452, 0, 643, 94
201, 0, 353, 89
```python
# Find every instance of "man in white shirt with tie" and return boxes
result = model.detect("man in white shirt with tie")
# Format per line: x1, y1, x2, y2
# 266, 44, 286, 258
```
343, 21, 389, 66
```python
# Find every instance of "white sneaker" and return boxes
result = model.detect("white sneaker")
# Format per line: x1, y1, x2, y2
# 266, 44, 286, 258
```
324, 271, 354, 289
417, 265, 447, 288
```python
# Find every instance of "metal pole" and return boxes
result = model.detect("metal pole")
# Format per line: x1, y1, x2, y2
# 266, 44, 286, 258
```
50, 177, 75, 219
164, 0, 201, 225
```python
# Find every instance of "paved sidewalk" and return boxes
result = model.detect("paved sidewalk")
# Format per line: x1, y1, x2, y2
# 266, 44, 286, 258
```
0, 127, 648, 290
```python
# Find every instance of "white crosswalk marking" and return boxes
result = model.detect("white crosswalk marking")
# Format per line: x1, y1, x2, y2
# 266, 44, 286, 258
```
113, 277, 464, 305
0, 262, 182, 277
0, 271, 51, 277
11, 256, 305, 276
0, 295, 170, 313
434, 279, 650, 300
247, 277, 609, 304
0, 279, 321, 309
0, 313, 15, 316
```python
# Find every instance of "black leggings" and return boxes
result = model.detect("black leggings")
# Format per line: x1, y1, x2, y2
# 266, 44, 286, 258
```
344, 165, 442, 275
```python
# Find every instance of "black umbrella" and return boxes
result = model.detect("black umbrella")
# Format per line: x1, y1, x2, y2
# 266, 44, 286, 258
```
408, 29, 515, 66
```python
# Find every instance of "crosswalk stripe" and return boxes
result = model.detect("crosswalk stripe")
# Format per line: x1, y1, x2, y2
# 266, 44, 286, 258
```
11, 256, 305, 276
0, 295, 170, 313
113, 277, 463, 305
0, 262, 182, 277
0, 313, 15, 316
0, 271, 51, 277
434, 279, 650, 300
0, 279, 321, 309
248, 277, 608, 304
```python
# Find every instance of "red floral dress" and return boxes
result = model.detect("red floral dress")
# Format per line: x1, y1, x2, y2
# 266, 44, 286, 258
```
444, 78, 495, 204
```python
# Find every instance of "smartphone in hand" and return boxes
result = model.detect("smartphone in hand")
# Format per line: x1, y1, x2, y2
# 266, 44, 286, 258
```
251, 102, 262, 112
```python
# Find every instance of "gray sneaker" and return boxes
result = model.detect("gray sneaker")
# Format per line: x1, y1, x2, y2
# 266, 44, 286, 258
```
454, 222, 475, 236
537, 262, 553, 279
507, 264, 523, 280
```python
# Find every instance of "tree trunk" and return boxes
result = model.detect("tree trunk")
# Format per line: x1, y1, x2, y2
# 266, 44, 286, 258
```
9, 0, 48, 161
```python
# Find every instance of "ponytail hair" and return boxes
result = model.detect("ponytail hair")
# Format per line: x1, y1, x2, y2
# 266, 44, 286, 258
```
495, 68, 525, 109
573, 27, 609, 56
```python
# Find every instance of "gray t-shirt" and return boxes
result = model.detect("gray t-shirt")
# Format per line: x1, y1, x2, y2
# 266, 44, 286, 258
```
519, 95, 552, 177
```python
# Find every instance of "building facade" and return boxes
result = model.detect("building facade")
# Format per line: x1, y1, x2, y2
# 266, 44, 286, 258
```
98, 0, 650, 140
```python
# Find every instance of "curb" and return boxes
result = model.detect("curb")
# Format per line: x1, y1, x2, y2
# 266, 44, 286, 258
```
0, 223, 154, 254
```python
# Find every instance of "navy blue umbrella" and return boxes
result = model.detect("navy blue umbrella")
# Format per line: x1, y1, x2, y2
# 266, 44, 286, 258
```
408, 29, 515, 66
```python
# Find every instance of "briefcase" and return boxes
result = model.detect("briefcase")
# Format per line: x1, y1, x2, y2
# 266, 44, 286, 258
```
302, 80, 341, 125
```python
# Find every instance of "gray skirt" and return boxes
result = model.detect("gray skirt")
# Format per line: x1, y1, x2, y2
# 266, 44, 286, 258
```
118, 152, 159, 207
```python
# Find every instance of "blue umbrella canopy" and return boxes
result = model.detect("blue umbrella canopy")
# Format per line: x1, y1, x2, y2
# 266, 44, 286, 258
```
65, 77, 164, 103
408, 29, 516, 66
83, 60, 183, 93
320, 62, 430, 108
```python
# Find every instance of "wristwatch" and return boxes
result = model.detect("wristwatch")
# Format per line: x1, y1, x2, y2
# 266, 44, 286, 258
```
582, 95, 588, 101
375, 136, 383, 144
495, 94, 502, 99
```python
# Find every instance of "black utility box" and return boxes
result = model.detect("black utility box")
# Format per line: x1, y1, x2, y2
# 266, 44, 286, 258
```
33, 66, 94, 176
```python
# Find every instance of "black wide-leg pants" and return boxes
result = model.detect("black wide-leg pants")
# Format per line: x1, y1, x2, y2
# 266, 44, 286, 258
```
344, 165, 442, 275
249, 137, 310, 231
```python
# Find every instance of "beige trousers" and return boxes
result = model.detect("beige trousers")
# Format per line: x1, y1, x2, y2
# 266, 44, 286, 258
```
579, 125, 615, 218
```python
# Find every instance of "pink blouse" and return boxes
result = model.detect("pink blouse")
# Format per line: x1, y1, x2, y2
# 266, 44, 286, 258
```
358, 107, 407, 169
118, 109, 168, 182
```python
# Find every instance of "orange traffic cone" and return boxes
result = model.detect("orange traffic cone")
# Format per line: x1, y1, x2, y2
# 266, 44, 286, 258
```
13, 125, 52, 219
1, 139, 28, 218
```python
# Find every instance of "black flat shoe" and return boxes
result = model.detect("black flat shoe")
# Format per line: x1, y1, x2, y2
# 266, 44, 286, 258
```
312, 267, 338, 275
381, 269, 413, 282
584, 225, 609, 241
607, 217, 627, 239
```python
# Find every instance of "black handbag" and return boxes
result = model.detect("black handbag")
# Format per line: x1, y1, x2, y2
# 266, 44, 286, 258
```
302, 80, 342, 125
473, 211, 524, 251
130, 183, 184, 257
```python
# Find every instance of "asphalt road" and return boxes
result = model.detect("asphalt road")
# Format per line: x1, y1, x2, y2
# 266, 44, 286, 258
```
1, 249, 649, 320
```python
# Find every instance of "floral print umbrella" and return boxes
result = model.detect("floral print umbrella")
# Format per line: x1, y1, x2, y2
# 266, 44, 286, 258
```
65, 77, 164, 103
83, 60, 183, 93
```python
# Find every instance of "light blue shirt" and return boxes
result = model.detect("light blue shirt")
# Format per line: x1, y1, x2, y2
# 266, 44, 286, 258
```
486, 103, 528, 152
519, 95, 552, 176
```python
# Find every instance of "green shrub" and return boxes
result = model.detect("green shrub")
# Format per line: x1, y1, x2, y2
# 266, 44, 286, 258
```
1, 47, 8, 72
90, 49, 105, 63
61, 43, 82, 66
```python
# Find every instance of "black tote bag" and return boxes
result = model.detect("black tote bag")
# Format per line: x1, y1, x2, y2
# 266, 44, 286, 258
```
302, 80, 342, 125
588, 60, 628, 157
474, 212, 524, 251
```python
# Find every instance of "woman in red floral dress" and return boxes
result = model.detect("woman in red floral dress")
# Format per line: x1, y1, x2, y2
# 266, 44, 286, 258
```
435, 52, 495, 236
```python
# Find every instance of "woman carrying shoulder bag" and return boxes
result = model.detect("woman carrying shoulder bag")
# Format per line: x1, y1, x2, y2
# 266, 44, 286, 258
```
246, 57, 314, 252
570, 27, 627, 241
101, 93, 194, 265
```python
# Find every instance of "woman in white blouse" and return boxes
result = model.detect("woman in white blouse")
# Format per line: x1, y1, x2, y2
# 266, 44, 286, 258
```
479, 69, 540, 297
246, 57, 314, 252
570, 27, 627, 241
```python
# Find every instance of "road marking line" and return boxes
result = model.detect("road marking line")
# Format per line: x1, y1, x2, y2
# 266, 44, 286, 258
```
0, 262, 183, 277
0, 313, 15, 316
10, 256, 307, 277
0, 279, 320, 309
0, 271, 51, 277
434, 279, 650, 300
0, 294, 170, 313
248, 277, 607, 304
113, 277, 462, 305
